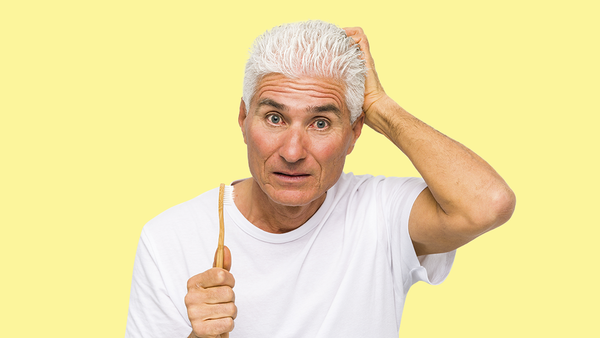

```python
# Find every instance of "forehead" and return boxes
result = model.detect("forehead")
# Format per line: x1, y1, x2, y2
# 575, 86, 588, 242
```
252, 73, 348, 115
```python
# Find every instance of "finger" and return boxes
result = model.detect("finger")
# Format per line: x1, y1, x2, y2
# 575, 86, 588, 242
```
187, 300, 236, 319
204, 285, 236, 304
188, 301, 237, 322
193, 317, 235, 338
342, 27, 370, 51
342, 26, 363, 36
223, 246, 231, 271
187, 268, 235, 290
205, 302, 238, 320
213, 245, 232, 271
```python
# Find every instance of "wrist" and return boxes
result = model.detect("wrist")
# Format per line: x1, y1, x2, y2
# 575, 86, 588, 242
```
364, 96, 405, 134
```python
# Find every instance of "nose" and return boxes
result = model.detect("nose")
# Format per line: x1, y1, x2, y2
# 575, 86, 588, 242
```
278, 126, 307, 163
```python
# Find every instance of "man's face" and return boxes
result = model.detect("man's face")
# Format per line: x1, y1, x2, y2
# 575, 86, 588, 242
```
239, 73, 364, 207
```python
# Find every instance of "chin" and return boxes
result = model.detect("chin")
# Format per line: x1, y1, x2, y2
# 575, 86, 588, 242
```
267, 188, 322, 207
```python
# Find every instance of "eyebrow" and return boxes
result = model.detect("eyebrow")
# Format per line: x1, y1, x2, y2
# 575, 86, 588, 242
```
306, 104, 342, 117
257, 98, 342, 118
257, 98, 287, 112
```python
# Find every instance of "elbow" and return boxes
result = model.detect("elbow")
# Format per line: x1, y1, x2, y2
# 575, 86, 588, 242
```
496, 186, 516, 225
490, 186, 517, 229
464, 185, 516, 236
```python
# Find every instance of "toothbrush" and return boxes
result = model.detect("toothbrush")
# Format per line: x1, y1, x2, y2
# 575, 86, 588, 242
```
215, 183, 233, 268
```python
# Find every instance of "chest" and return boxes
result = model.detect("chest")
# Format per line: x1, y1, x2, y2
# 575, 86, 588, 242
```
227, 213, 398, 337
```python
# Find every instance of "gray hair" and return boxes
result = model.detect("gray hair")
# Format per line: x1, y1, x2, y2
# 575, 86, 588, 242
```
243, 20, 366, 123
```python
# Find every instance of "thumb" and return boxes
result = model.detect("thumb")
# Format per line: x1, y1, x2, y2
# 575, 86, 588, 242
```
213, 245, 232, 271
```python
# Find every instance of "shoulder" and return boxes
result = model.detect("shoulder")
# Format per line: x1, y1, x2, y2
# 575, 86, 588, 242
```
333, 172, 425, 200
328, 172, 426, 222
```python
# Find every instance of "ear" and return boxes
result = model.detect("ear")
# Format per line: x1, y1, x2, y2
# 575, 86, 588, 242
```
346, 113, 365, 155
238, 97, 248, 144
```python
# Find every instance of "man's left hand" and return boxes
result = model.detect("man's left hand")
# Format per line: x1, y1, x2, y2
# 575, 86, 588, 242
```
343, 27, 395, 134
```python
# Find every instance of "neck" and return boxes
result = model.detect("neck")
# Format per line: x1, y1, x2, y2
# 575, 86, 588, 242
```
233, 178, 326, 234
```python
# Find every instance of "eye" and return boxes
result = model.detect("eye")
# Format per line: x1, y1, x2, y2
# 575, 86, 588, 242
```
314, 119, 329, 129
268, 114, 282, 124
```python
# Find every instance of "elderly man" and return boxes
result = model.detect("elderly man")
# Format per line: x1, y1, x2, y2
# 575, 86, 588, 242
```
126, 21, 515, 338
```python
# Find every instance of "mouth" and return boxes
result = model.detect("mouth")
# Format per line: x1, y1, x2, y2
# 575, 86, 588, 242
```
273, 171, 311, 182
274, 171, 310, 177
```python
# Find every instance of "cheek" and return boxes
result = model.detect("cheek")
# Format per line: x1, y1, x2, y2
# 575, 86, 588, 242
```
312, 135, 351, 167
246, 129, 278, 163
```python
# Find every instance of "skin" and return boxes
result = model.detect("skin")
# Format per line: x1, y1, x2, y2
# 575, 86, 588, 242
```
343, 27, 516, 255
186, 68, 364, 338
186, 247, 234, 338
185, 26, 516, 337
234, 74, 364, 233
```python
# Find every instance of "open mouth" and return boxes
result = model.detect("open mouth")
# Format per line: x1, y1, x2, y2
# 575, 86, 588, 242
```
274, 172, 310, 179
274, 172, 309, 177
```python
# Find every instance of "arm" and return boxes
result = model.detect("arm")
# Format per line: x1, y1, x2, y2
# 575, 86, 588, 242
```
344, 27, 516, 256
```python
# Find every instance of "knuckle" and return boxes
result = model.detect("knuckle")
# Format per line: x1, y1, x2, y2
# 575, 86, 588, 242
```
215, 269, 227, 283
221, 317, 235, 332
194, 317, 234, 336
226, 287, 235, 301
224, 302, 236, 315
188, 270, 211, 290
187, 277, 196, 290
231, 303, 238, 319
187, 304, 203, 322
185, 289, 208, 308
185, 291, 200, 307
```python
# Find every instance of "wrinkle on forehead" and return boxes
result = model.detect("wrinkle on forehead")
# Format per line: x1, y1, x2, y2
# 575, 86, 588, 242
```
256, 98, 342, 119
252, 73, 348, 116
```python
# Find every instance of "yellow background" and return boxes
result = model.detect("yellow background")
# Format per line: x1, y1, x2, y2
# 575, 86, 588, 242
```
1, 0, 598, 336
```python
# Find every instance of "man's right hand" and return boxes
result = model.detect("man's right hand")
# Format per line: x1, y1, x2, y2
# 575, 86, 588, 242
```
185, 246, 236, 338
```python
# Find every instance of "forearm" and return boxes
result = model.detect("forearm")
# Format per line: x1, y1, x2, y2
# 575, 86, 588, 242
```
367, 96, 515, 233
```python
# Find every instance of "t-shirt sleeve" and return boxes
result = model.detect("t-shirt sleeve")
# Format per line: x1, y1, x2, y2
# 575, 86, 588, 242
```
125, 229, 192, 338
381, 177, 456, 295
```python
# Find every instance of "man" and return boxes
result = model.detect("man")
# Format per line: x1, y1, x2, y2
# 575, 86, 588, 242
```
126, 21, 515, 338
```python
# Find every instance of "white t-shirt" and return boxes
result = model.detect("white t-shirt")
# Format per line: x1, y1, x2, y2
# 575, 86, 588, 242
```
126, 172, 455, 337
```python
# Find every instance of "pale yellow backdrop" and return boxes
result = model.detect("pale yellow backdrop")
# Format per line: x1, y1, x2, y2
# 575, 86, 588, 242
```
1, 0, 598, 337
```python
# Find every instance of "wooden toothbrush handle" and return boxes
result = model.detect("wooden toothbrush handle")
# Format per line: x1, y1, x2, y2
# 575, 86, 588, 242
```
216, 183, 225, 268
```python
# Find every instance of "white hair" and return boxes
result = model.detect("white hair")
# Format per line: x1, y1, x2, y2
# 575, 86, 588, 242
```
243, 20, 366, 123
